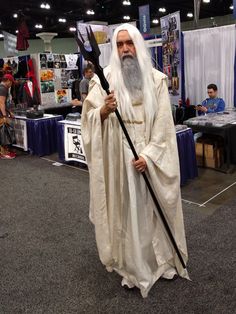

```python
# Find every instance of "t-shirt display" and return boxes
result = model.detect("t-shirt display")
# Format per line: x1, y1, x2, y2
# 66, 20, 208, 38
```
38, 53, 80, 108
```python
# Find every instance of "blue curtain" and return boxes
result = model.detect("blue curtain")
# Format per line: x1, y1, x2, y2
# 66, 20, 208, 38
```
27, 115, 63, 156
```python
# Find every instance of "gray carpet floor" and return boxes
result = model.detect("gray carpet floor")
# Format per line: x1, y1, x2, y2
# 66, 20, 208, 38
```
0, 154, 235, 313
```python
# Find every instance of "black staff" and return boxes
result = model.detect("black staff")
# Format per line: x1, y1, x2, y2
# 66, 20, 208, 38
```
76, 26, 186, 271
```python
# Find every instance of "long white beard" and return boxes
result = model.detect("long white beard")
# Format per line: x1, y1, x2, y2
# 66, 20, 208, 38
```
121, 56, 143, 103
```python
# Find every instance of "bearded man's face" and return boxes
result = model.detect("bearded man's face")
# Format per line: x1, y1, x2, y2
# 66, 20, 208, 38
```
116, 30, 136, 60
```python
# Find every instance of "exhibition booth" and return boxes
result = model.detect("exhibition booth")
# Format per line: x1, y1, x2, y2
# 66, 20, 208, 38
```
1, 21, 235, 182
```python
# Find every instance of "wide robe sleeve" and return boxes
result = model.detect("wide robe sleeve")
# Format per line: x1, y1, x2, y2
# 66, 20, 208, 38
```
140, 74, 188, 276
81, 77, 123, 267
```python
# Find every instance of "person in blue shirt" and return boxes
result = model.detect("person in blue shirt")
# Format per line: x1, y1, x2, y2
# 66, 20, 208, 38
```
196, 84, 225, 115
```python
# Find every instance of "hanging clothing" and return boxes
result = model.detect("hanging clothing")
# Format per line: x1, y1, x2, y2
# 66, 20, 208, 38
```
14, 55, 31, 78
21, 81, 40, 107
81, 68, 189, 298
16, 16, 30, 51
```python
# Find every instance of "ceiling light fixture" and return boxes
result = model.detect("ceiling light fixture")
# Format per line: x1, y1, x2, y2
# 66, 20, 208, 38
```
58, 18, 66, 23
203, 0, 210, 3
123, 0, 131, 5
13, 13, 18, 18
15, 30, 19, 33
40, 3, 51, 10
229, 5, 234, 10
69, 27, 76, 32
123, 15, 130, 20
35, 24, 43, 29
159, 8, 166, 13
187, 12, 193, 18
152, 19, 159, 24
0, 34, 4, 38
86, 9, 95, 15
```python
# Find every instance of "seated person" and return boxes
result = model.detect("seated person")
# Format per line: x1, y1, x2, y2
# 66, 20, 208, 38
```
196, 84, 225, 115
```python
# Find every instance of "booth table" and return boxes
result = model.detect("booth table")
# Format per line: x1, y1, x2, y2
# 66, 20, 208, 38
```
57, 120, 197, 186
184, 112, 236, 172
12, 114, 63, 156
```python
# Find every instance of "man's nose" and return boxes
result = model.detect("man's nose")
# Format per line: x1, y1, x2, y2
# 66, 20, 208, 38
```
122, 43, 129, 52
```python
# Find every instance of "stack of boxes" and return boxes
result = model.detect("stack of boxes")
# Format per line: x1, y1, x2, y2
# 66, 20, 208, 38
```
195, 136, 224, 169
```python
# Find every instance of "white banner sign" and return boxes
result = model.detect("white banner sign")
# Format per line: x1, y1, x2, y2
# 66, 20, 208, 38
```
3, 31, 18, 56
12, 118, 28, 151
64, 124, 86, 163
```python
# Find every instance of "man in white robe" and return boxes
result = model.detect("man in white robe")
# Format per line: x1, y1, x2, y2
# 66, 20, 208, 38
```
81, 23, 189, 298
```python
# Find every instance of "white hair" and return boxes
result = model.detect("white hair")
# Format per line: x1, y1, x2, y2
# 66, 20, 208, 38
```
108, 23, 157, 123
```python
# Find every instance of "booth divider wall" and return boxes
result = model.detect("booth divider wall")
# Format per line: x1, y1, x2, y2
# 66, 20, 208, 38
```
183, 24, 236, 109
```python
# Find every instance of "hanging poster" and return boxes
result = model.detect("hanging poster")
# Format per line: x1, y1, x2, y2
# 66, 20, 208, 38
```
160, 11, 181, 104
41, 92, 56, 105
55, 89, 70, 104
61, 69, 78, 89
54, 68, 62, 90
139, 4, 150, 34
65, 54, 78, 70
64, 124, 86, 163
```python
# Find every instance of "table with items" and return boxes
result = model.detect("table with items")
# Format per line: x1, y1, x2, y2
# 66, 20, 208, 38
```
57, 119, 197, 185
184, 111, 236, 171
12, 114, 63, 156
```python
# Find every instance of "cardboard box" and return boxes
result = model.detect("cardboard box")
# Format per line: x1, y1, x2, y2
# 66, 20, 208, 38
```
196, 155, 221, 168
195, 142, 203, 156
195, 140, 223, 169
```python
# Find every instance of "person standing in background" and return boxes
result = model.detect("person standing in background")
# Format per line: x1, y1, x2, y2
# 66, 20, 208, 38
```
79, 64, 95, 102
0, 74, 16, 159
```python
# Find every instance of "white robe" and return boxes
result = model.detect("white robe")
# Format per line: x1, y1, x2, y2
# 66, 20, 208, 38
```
81, 67, 189, 297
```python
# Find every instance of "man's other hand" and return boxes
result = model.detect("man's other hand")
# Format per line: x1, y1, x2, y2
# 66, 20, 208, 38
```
132, 156, 147, 172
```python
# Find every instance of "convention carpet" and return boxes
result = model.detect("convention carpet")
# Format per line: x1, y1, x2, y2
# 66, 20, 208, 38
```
0, 155, 235, 313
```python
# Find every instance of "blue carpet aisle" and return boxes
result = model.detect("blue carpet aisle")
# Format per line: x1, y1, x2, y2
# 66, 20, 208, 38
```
0, 154, 235, 313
